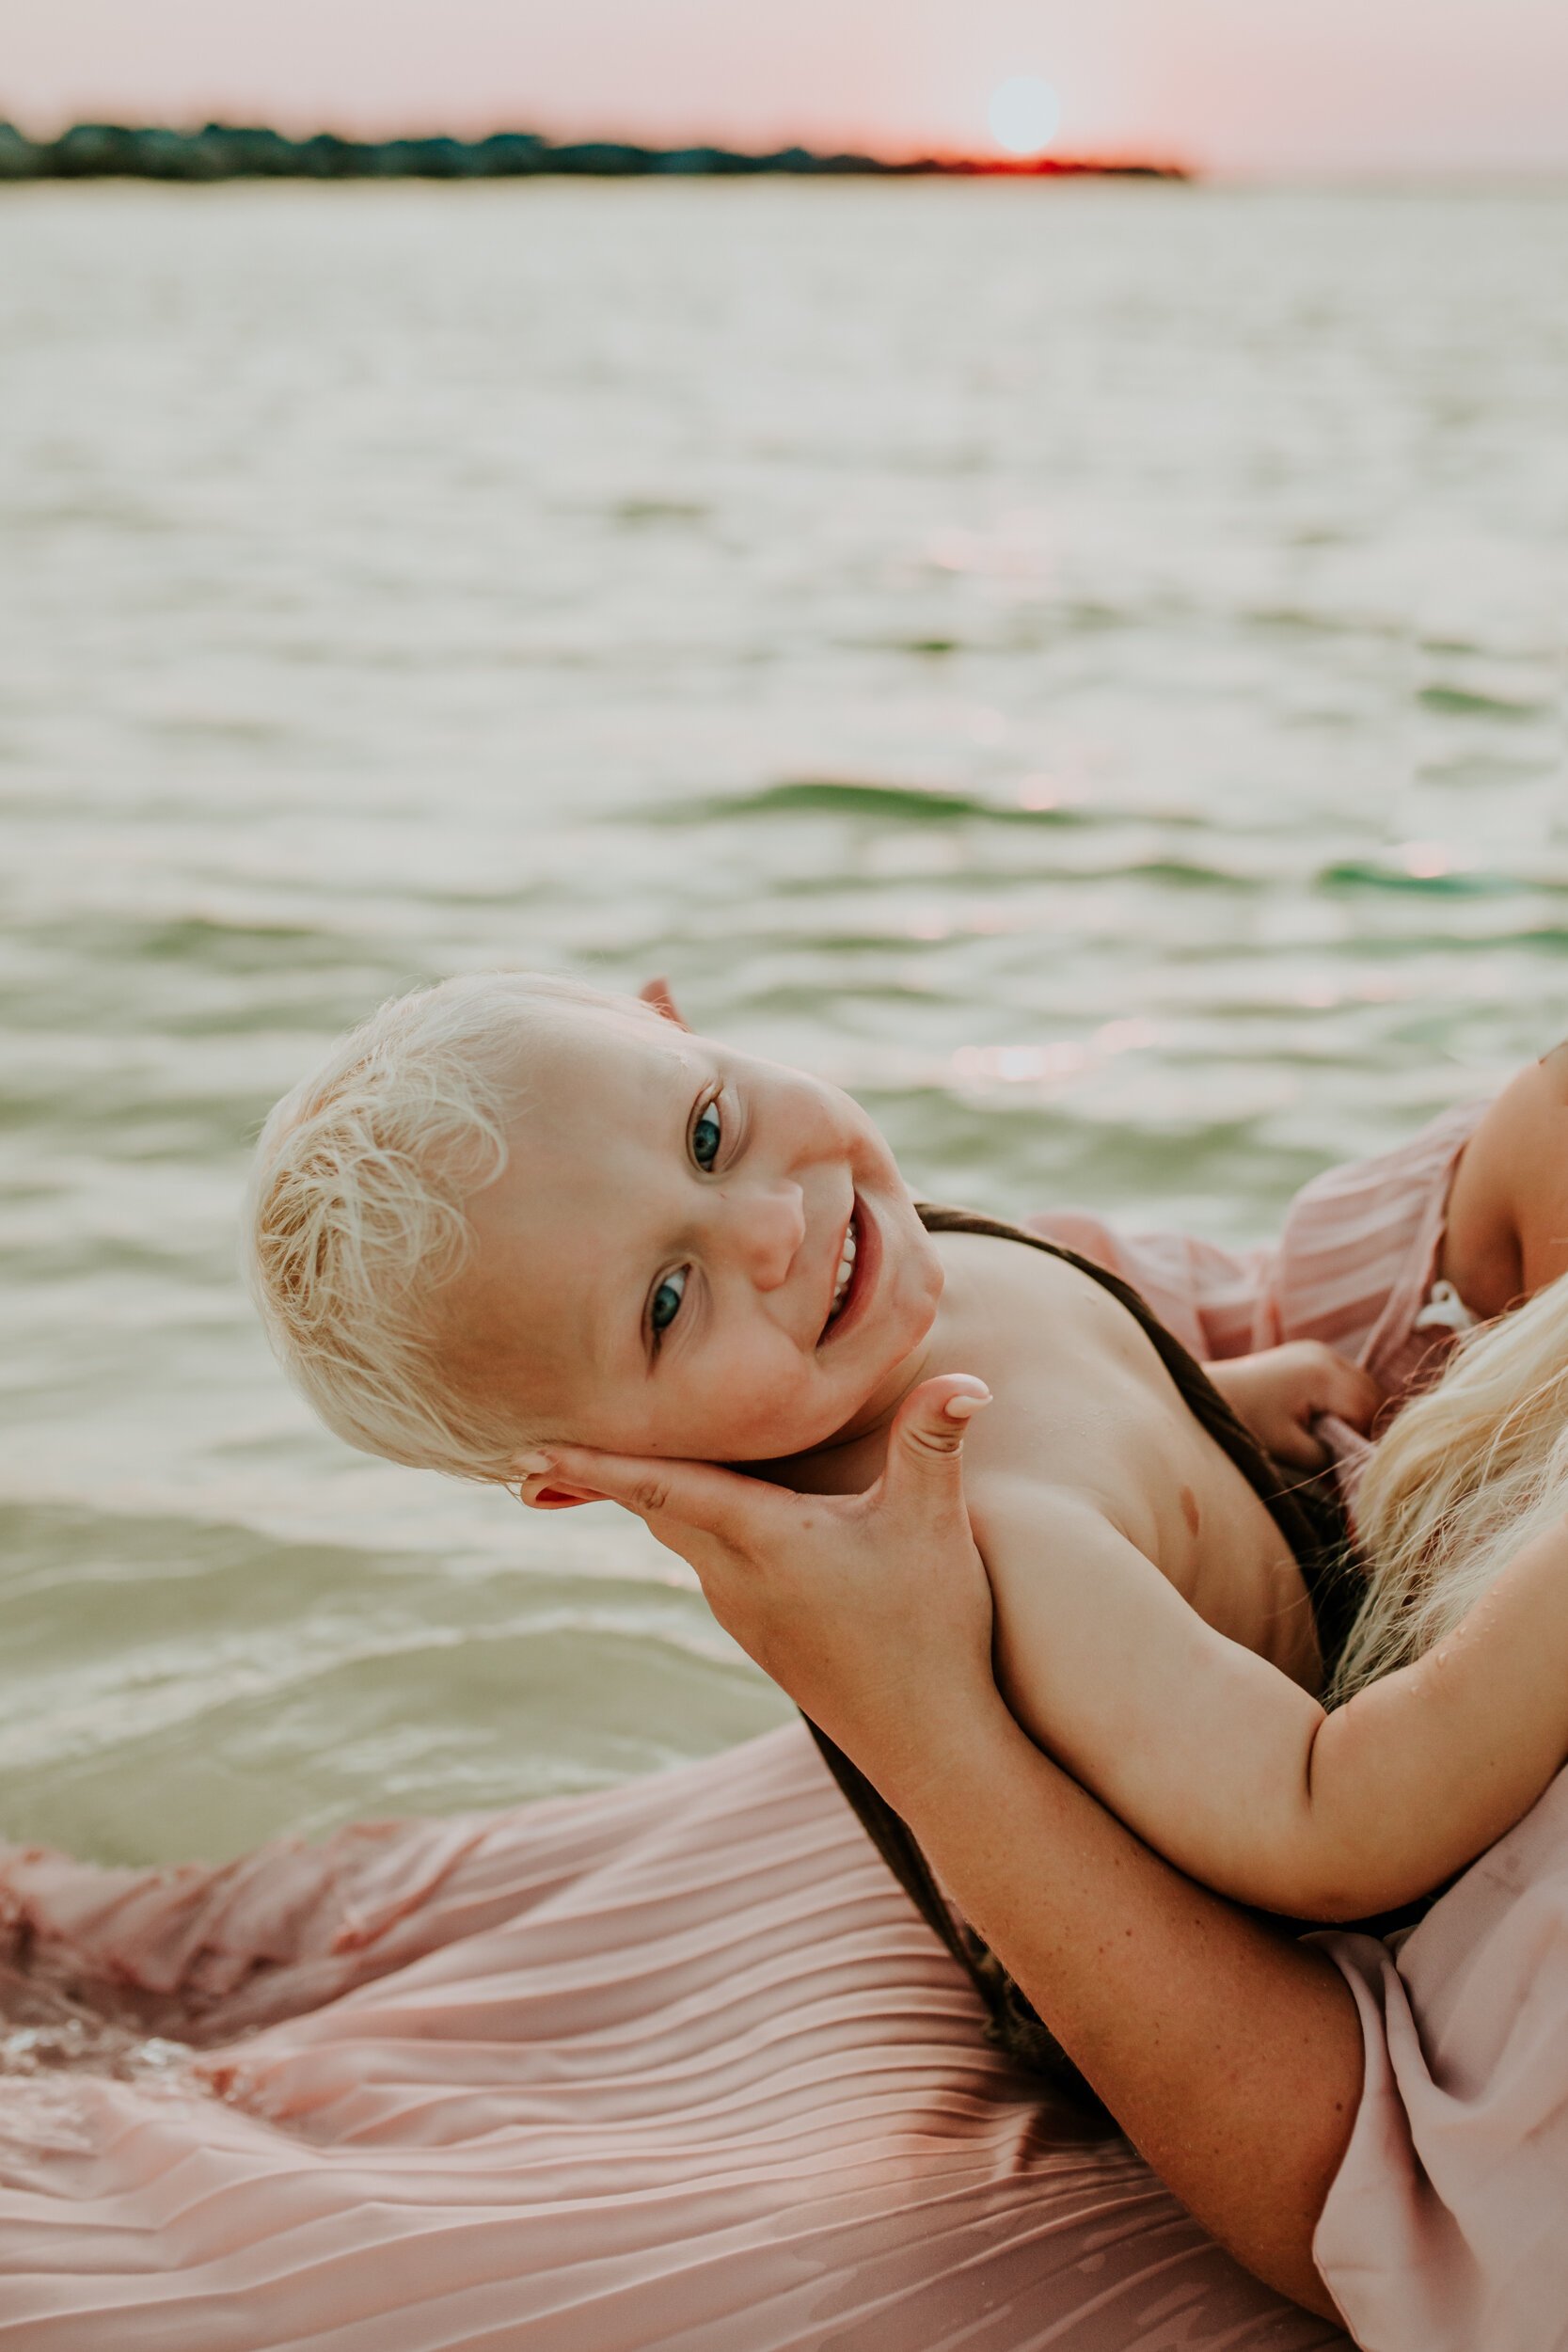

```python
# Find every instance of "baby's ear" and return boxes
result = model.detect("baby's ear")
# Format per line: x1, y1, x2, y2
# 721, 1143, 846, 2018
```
516, 1466, 604, 1511
516, 1458, 610, 1515
638, 976, 690, 1031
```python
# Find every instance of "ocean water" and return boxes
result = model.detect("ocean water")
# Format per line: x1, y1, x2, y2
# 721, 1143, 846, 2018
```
1, 179, 1565, 1867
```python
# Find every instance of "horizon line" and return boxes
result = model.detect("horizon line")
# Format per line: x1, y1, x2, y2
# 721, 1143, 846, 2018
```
4, 121, 1566, 191
0, 119, 1195, 181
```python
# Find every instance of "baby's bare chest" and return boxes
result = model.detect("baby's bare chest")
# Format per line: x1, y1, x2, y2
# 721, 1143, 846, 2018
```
942, 1240, 1307, 1639
941, 1242, 1193, 1484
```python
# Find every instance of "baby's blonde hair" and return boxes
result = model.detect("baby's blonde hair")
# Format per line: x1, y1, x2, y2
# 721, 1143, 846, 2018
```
244, 970, 628, 1482
1333, 1268, 1568, 1702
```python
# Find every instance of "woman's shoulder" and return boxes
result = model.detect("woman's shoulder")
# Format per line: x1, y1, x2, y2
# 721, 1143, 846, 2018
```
1443, 1047, 1568, 1313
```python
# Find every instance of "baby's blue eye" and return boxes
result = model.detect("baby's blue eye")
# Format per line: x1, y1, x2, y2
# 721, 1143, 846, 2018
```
691, 1104, 722, 1171
651, 1266, 688, 1334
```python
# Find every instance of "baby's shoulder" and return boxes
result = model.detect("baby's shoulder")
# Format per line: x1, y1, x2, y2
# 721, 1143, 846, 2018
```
938, 1233, 1171, 1439
933, 1223, 1140, 1343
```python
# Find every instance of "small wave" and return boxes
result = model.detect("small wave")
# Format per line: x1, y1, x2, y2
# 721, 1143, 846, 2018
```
1319, 859, 1524, 897
60, 913, 383, 973
610, 498, 710, 527
146, 711, 291, 746
655, 777, 1088, 826
1245, 603, 1399, 641
1418, 684, 1549, 722
5, 496, 173, 537
1123, 857, 1258, 890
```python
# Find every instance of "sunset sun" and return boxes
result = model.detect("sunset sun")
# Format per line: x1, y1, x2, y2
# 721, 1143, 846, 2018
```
987, 75, 1063, 158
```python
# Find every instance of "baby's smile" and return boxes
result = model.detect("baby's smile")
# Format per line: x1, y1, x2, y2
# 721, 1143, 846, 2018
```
822, 1209, 860, 1332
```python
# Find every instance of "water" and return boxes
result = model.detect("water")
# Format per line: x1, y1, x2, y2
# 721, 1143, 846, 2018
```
1, 179, 1565, 1867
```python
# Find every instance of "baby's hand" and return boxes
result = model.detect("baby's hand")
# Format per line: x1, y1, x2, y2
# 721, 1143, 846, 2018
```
1204, 1342, 1382, 1470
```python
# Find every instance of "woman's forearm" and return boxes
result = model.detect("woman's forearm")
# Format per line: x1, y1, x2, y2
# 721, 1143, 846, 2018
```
882, 1698, 1362, 2321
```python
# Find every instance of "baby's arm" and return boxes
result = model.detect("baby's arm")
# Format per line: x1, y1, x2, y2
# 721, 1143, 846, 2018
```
978, 1481, 1568, 1920
1203, 1341, 1380, 1470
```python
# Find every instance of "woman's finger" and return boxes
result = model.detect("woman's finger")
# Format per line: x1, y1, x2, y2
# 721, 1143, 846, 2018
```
528, 1442, 789, 1557
874, 1374, 992, 1516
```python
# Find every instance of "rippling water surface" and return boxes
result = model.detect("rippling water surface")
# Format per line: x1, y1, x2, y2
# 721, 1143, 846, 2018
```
2, 180, 1566, 1864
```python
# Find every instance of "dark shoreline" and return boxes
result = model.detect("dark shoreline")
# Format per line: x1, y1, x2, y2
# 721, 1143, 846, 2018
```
0, 121, 1190, 185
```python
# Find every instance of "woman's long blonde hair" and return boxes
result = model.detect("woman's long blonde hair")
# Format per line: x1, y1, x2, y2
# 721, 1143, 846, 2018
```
1331, 1268, 1568, 1704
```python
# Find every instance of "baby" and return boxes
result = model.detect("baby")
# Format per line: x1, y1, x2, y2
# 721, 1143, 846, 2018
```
246, 973, 1568, 1926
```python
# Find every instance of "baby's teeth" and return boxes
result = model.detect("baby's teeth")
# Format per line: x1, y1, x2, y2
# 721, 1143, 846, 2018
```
828, 1218, 859, 1319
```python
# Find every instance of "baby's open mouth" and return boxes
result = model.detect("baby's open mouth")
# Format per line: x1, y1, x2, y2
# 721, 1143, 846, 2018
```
819, 1209, 861, 1342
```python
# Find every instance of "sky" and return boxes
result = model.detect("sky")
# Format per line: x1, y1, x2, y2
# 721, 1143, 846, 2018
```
5, 0, 1568, 176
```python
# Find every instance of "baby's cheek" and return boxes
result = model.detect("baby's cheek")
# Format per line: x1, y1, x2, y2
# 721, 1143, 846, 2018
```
695, 1364, 818, 1462
711, 1397, 808, 1460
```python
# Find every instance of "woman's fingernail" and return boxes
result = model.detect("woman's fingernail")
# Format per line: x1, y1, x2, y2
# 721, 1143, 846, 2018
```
515, 1449, 555, 1476
943, 1391, 992, 1422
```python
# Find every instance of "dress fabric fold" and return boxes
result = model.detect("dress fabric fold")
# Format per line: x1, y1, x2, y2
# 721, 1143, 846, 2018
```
0, 1726, 1346, 2350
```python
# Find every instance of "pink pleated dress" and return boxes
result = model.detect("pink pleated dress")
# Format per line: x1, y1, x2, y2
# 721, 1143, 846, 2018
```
1025, 1098, 1485, 1404
0, 1098, 1530, 2352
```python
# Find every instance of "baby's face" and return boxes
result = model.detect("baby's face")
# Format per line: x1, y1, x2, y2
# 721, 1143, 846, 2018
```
443, 1000, 943, 1470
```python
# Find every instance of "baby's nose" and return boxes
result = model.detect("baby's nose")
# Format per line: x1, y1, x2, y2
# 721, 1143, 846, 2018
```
730, 1180, 806, 1290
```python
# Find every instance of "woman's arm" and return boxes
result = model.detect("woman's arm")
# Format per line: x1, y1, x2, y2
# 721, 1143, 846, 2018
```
983, 1483, 1568, 1921
540, 1377, 1361, 2321
1443, 1043, 1568, 1313
880, 1687, 1360, 2320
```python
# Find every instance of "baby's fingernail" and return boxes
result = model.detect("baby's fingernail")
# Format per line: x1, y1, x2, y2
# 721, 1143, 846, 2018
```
943, 1391, 992, 1422
515, 1449, 555, 1476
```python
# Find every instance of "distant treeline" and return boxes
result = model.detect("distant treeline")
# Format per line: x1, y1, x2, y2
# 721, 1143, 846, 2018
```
0, 121, 1188, 184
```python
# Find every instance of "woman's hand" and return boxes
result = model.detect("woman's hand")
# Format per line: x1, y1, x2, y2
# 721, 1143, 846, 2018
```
529, 1375, 998, 1795
1205, 1341, 1381, 1470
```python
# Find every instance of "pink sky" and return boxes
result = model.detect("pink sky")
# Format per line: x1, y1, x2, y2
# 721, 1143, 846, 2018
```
6, 0, 1568, 175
